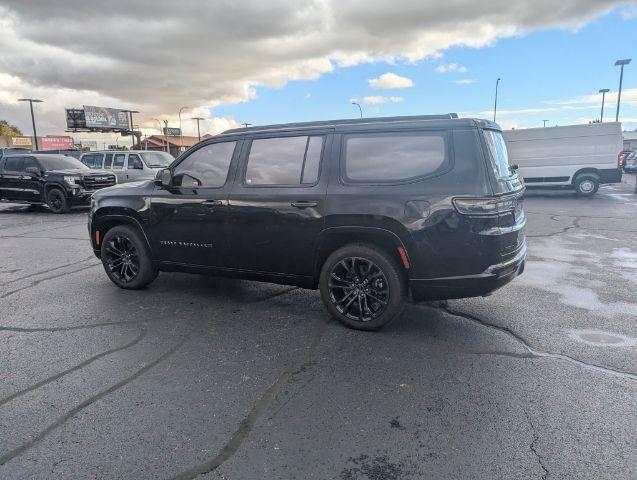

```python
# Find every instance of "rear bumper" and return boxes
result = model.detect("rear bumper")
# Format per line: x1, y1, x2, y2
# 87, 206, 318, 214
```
410, 242, 526, 301
598, 168, 622, 184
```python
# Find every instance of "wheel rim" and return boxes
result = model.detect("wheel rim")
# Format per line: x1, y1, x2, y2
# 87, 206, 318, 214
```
49, 192, 63, 211
580, 180, 594, 192
328, 256, 390, 322
103, 235, 140, 283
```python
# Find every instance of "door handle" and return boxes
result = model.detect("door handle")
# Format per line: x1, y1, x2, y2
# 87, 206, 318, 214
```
203, 199, 223, 207
291, 201, 318, 208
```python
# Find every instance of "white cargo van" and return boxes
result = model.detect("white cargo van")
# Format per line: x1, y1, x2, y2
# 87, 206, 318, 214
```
80, 150, 174, 184
502, 123, 623, 196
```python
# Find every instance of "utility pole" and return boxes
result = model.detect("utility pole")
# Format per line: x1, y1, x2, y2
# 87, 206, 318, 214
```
178, 106, 189, 154
18, 98, 43, 150
493, 78, 501, 123
192, 117, 204, 141
242, 123, 252, 129
614, 59, 631, 122
163, 120, 169, 154
598, 89, 609, 122
542, 120, 548, 128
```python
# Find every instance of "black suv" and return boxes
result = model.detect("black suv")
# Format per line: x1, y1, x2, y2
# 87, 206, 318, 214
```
89, 115, 526, 330
0, 154, 116, 213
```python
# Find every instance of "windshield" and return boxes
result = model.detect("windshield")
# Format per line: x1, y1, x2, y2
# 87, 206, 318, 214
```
483, 129, 513, 178
38, 155, 88, 171
141, 151, 174, 168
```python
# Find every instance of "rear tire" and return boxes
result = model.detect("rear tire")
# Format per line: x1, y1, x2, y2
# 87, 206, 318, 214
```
319, 244, 406, 331
574, 175, 599, 196
46, 188, 70, 213
101, 225, 158, 289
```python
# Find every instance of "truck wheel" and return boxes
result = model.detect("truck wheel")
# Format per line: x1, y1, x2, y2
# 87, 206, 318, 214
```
319, 244, 406, 331
574, 175, 599, 196
46, 188, 70, 213
101, 225, 158, 290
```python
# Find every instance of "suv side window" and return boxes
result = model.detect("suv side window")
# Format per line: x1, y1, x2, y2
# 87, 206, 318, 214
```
113, 153, 125, 169
128, 154, 143, 170
23, 156, 39, 171
103, 153, 113, 169
173, 141, 237, 188
3, 156, 23, 173
343, 132, 447, 183
245, 136, 324, 186
82, 153, 103, 169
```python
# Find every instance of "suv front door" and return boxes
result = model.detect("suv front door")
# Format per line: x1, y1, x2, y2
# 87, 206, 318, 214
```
22, 156, 44, 202
0, 156, 24, 201
149, 139, 241, 268
226, 132, 331, 278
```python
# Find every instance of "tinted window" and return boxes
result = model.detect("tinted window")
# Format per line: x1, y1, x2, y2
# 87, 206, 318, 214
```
141, 151, 173, 168
23, 157, 39, 170
128, 154, 143, 170
4, 156, 23, 172
245, 136, 323, 186
103, 154, 113, 169
113, 154, 125, 169
483, 129, 512, 179
344, 133, 446, 183
173, 141, 236, 188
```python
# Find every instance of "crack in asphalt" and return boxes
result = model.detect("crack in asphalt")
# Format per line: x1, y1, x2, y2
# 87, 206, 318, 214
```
0, 325, 148, 407
0, 263, 100, 299
170, 318, 330, 480
525, 412, 549, 480
0, 327, 193, 466
526, 216, 581, 238
0, 319, 147, 333
435, 303, 637, 382
0, 255, 96, 287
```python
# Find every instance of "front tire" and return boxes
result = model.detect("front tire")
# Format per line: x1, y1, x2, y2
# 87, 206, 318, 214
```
46, 188, 70, 213
574, 175, 599, 196
101, 225, 158, 289
319, 244, 406, 331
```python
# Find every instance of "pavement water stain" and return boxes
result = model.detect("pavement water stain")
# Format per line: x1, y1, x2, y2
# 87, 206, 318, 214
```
569, 329, 637, 347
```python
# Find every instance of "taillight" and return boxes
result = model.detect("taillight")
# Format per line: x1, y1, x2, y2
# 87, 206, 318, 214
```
617, 152, 622, 169
452, 197, 517, 216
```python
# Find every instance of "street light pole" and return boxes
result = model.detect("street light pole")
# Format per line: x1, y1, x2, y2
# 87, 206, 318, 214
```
153, 118, 166, 153
242, 123, 252, 129
163, 120, 170, 154
191, 117, 204, 141
18, 98, 43, 150
351, 102, 363, 118
614, 59, 631, 122
598, 89, 610, 122
178, 106, 189, 154
493, 78, 501, 123
542, 120, 548, 128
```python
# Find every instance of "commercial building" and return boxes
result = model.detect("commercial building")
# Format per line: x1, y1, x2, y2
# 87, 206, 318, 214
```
135, 135, 200, 157
0, 135, 74, 150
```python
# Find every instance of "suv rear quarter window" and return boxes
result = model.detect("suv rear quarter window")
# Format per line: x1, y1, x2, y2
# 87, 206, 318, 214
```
342, 132, 447, 183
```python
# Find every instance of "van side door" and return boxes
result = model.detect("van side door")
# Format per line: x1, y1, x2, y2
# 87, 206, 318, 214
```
111, 153, 127, 183
126, 153, 145, 182
226, 131, 332, 278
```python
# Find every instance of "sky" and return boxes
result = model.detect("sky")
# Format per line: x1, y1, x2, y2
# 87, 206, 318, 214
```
0, 0, 636, 144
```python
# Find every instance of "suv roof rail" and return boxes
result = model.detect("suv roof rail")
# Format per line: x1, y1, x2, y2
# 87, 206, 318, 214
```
222, 114, 460, 134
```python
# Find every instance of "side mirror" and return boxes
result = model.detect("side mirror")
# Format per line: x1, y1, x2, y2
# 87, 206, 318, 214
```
25, 166, 41, 176
155, 168, 172, 187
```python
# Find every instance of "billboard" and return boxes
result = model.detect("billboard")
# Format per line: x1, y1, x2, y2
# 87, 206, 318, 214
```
65, 108, 86, 130
11, 136, 32, 147
41, 137, 74, 150
83, 106, 130, 130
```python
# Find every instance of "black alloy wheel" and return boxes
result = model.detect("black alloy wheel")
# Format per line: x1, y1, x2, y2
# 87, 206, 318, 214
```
100, 225, 158, 290
47, 188, 69, 214
328, 256, 390, 322
319, 244, 406, 331
103, 235, 140, 284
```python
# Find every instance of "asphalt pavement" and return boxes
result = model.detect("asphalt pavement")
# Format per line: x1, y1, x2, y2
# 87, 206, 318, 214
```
0, 177, 636, 479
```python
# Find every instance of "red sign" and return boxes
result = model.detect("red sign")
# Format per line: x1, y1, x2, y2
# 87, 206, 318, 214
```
41, 137, 74, 150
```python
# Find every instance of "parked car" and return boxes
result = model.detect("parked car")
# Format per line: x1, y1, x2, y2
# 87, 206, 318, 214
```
88, 114, 526, 330
623, 152, 637, 173
0, 147, 31, 159
0, 153, 116, 213
502, 122, 623, 196
80, 150, 174, 183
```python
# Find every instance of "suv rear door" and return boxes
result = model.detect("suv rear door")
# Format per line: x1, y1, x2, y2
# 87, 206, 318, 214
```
226, 130, 331, 277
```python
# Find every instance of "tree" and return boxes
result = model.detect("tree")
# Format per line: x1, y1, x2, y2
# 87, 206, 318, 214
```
0, 120, 23, 137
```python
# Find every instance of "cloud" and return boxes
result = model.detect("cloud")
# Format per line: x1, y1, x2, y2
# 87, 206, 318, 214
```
353, 96, 404, 105
0, 0, 627, 133
454, 79, 477, 84
368, 72, 415, 89
304, 92, 312, 99
435, 63, 468, 73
